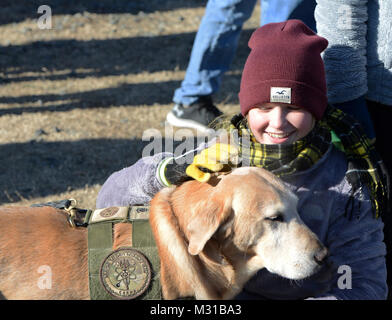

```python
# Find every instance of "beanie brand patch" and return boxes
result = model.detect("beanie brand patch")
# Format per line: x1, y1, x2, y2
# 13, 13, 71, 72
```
270, 87, 291, 104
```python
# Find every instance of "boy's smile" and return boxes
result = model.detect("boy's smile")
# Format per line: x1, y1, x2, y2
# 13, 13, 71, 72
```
247, 103, 315, 145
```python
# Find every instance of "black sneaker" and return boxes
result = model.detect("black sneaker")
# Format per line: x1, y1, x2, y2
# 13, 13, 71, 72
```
166, 96, 223, 132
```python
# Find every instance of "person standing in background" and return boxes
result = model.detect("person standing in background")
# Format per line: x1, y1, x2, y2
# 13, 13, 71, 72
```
166, 0, 316, 133
315, 0, 391, 298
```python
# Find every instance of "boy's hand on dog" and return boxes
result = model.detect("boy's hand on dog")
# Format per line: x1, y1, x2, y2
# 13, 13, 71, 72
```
186, 143, 239, 182
162, 143, 239, 185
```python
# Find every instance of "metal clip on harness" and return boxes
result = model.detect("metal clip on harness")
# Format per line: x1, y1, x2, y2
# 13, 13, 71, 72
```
64, 198, 78, 228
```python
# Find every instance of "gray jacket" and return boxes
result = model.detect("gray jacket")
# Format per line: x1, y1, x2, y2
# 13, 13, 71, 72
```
96, 145, 387, 300
315, 0, 392, 105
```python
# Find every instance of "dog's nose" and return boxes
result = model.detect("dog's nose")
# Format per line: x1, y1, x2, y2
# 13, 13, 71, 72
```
314, 247, 328, 265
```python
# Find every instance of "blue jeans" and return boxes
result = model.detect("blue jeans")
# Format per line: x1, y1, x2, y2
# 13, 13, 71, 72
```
173, 0, 316, 106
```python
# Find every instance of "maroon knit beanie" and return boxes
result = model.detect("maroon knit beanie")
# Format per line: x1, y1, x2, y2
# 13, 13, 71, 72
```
239, 20, 329, 120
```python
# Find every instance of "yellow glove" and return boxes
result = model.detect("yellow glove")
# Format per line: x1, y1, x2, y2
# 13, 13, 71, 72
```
186, 143, 239, 182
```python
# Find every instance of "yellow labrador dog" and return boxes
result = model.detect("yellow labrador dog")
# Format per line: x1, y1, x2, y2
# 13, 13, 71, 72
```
0, 167, 327, 300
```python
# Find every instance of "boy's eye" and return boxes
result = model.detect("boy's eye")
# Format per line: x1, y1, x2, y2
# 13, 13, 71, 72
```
288, 106, 300, 111
258, 106, 273, 111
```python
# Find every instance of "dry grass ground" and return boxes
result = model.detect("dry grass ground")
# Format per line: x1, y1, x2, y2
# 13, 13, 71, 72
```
0, 0, 260, 210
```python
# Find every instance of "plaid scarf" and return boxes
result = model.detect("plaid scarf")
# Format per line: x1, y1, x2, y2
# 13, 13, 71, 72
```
210, 105, 389, 219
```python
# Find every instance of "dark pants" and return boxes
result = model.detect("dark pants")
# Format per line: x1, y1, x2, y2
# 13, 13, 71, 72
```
367, 100, 392, 299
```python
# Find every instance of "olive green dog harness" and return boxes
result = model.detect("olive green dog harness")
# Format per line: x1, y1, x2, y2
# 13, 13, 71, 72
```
31, 200, 161, 300
85, 205, 162, 300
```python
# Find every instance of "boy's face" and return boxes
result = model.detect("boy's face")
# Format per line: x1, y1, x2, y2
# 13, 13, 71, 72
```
247, 103, 315, 145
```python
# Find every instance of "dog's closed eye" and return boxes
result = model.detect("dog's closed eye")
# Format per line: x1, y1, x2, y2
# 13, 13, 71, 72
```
265, 213, 284, 223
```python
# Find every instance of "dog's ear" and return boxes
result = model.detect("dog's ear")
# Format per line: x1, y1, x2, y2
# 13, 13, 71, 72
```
186, 196, 232, 255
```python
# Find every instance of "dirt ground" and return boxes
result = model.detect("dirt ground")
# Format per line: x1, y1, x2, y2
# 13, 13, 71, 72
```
0, 0, 260, 209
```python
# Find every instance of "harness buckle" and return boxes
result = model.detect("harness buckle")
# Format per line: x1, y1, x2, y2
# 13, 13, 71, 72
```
64, 198, 78, 228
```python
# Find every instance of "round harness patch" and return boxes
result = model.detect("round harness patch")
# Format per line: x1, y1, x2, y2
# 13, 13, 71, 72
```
99, 207, 119, 218
100, 247, 152, 299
